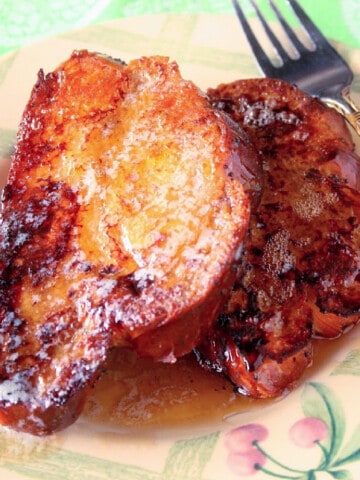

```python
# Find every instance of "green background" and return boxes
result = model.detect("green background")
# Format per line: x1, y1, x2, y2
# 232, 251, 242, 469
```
1, 0, 360, 57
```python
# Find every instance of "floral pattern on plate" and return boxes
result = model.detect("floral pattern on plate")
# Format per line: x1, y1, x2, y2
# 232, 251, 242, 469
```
0, 351, 359, 479
225, 381, 360, 479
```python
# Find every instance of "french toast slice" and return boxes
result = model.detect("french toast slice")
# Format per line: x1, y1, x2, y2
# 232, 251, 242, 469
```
0, 51, 259, 434
195, 78, 360, 398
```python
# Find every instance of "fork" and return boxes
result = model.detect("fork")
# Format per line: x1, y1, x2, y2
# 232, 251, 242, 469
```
232, 0, 360, 135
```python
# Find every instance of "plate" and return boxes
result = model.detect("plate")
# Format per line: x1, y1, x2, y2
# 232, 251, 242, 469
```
0, 13, 360, 480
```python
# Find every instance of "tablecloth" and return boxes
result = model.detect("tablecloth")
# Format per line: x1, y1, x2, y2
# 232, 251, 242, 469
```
1, 0, 360, 58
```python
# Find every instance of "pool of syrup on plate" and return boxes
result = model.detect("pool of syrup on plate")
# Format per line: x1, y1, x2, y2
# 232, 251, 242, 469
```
82, 347, 261, 430
82, 328, 358, 431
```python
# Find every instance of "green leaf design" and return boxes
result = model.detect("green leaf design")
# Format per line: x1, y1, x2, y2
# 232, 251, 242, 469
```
331, 350, 360, 377
329, 469, 353, 479
162, 432, 219, 479
301, 382, 345, 464
0, 429, 220, 480
332, 424, 360, 467
1, 442, 162, 480
0, 127, 16, 158
0, 50, 18, 88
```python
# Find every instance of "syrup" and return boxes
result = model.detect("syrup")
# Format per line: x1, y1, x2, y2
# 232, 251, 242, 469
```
82, 325, 360, 432
82, 348, 262, 431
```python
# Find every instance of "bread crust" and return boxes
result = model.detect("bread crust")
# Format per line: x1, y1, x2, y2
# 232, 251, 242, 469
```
0, 51, 259, 434
196, 78, 360, 398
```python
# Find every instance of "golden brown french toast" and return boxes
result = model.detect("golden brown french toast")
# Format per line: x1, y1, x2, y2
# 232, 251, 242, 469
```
195, 78, 360, 398
0, 51, 259, 434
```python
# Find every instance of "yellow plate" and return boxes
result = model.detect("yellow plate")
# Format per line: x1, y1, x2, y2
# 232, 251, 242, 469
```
0, 13, 360, 480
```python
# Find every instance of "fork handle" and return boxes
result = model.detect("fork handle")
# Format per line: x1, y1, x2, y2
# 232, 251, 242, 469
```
323, 87, 360, 137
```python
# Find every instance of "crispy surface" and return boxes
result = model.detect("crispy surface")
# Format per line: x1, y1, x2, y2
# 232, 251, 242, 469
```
0, 51, 259, 434
195, 78, 360, 398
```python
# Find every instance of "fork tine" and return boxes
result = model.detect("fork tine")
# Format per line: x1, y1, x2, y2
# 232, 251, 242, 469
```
231, 0, 276, 76
268, 0, 306, 55
287, 0, 330, 48
249, 0, 290, 64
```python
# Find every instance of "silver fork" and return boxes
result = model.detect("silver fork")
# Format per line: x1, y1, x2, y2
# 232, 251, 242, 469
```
232, 0, 360, 135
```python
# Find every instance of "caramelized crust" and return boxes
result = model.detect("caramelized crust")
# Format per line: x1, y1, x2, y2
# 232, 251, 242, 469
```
195, 78, 360, 398
0, 51, 259, 434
